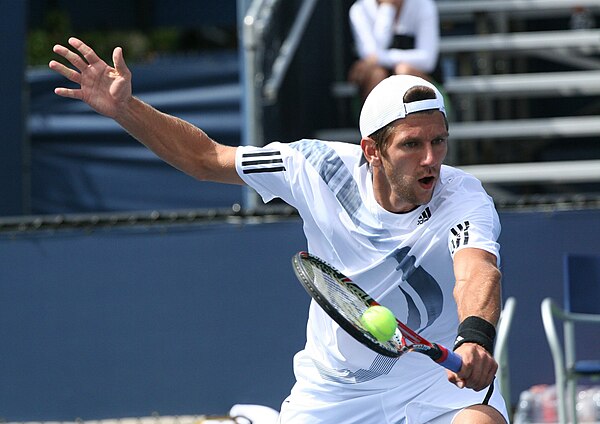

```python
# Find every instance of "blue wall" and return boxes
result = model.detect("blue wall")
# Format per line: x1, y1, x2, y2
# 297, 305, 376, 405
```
0, 1, 27, 215
0, 219, 308, 420
1, 208, 599, 420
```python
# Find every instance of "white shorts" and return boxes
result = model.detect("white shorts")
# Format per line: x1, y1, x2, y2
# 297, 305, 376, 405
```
277, 369, 509, 424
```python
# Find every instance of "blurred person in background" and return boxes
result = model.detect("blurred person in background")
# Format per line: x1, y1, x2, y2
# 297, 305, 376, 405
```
348, 0, 442, 99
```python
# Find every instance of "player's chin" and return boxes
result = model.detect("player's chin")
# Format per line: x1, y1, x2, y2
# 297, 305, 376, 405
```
414, 187, 435, 204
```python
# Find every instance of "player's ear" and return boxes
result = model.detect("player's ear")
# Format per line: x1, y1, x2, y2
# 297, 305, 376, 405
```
361, 137, 382, 166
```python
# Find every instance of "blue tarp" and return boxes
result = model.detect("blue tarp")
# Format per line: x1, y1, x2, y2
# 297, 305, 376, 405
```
28, 52, 243, 214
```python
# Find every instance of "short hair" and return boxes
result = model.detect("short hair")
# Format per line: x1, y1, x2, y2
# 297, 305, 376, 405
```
369, 85, 448, 154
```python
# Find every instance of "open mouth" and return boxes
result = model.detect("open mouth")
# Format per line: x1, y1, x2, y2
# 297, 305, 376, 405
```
418, 176, 435, 189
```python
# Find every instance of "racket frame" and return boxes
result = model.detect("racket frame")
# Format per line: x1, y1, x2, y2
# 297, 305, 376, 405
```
292, 251, 461, 372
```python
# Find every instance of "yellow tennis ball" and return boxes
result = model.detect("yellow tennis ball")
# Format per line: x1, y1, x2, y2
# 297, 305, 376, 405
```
360, 305, 397, 342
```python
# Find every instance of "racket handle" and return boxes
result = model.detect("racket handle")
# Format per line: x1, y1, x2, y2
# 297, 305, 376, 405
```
433, 344, 462, 373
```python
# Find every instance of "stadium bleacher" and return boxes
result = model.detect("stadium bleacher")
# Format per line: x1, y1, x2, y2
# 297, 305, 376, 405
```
316, 0, 600, 206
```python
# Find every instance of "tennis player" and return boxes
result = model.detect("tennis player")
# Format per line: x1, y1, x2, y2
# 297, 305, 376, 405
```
50, 38, 509, 424
348, 0, 442, 98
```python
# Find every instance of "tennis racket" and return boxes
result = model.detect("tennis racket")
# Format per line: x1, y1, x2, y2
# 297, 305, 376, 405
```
291, 251, 462, 372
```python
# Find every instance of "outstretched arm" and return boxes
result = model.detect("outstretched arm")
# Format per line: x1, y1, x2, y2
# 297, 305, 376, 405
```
49, 37, 242, 185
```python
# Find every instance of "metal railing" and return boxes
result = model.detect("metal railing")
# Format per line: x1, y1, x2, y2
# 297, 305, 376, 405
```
240, 0, 319, 209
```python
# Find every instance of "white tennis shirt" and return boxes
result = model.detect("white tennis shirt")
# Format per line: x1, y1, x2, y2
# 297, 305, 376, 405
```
236, 139, 501, 391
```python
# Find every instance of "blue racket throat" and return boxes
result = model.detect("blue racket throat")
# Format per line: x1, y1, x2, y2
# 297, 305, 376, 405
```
432, 345, 462, 373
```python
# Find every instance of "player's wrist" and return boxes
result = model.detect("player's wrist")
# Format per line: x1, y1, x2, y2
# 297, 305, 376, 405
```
114, 96, 146, 125
453, 316, 496, 354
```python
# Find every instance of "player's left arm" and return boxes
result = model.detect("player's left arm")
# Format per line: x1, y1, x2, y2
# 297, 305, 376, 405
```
448, 247, 502, 391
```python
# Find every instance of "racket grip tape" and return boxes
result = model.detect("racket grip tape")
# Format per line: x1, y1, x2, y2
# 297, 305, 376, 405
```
432, 344, 462, 373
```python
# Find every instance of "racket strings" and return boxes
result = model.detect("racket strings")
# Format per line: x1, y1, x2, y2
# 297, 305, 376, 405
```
307, 259, 399, 353
312, 266, 368, 326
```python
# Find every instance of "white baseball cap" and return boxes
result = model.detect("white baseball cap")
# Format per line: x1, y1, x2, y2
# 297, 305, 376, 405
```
359, 75, 446, 138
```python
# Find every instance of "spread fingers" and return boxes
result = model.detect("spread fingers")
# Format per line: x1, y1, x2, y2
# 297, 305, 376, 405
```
52, 43, 88, 72
48, 59, 81, 85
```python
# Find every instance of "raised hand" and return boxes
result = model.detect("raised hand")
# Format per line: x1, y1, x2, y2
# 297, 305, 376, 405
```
48, 37, 241, 184
49, 37, 132, 119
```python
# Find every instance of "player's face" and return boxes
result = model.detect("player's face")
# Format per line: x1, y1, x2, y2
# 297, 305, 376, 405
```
372, 111, 448, 213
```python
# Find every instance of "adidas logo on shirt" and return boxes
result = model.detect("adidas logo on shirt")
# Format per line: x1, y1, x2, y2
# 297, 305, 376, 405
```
417, 207, 432, 225
241, 151, 286, 174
